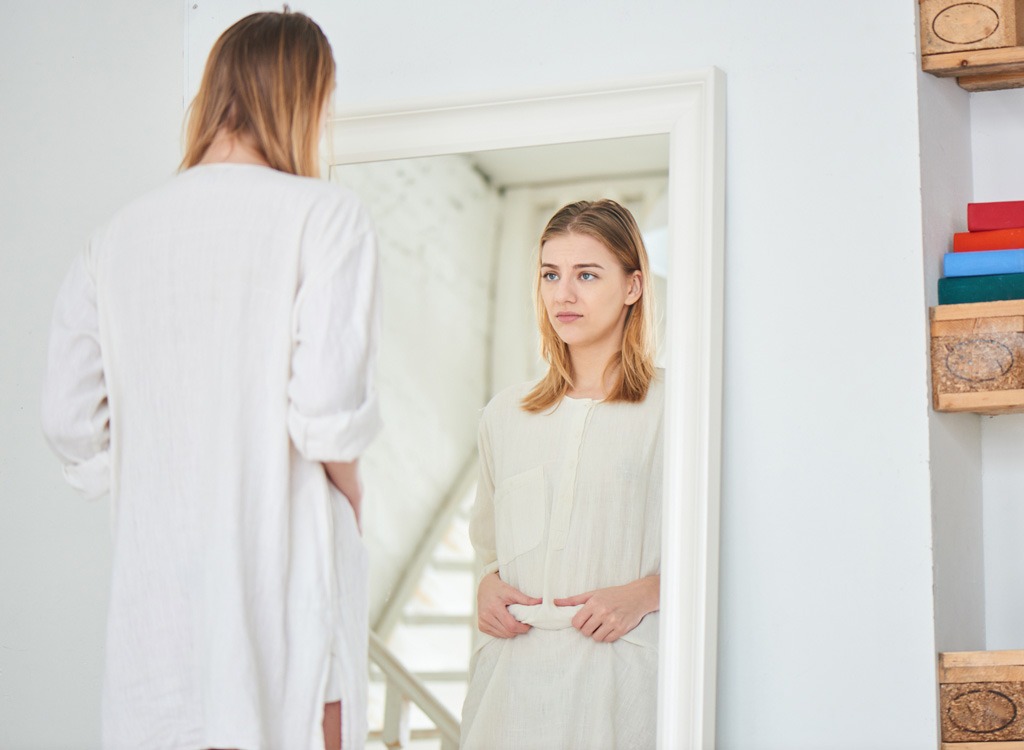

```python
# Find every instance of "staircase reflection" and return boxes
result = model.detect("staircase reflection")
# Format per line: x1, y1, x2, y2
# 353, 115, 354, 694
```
367, 469, 476, 749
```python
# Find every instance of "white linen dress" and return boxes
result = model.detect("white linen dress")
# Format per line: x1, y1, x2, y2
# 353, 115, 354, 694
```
463, 375, 663, 750
41, 163, 380, 750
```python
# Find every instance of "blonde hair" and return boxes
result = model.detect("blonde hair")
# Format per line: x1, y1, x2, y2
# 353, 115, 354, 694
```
522, 199, 656, 413
180, 9, 335, 177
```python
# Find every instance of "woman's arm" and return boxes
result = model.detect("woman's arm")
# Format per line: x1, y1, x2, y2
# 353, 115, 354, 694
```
41, 248, 111, 499
289, 203, 382, 493
553, 574, 660, 643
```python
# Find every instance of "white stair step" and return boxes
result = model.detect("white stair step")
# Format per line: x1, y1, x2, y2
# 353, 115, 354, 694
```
368, 727, 444, 740
401, 613, 474, 626
430, 559, 475, 572
370, 669, 469, 683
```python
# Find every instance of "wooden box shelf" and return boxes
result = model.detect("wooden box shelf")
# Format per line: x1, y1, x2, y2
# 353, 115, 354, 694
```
922, 0, 1024, 54
931, 300, 1024, 414
922, 46, 1024, 91
939, 650, 1024, 748
920, 1, 1024, 90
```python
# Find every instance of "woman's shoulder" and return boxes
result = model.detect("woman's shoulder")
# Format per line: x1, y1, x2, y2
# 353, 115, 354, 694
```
173, 164, 367, 213
480, 380, 538, 422
230, 166, 370, 225
483, 370, 665, 419
110, 165, 364, 221
267, 167, 364, 205
93, 168, 373, 272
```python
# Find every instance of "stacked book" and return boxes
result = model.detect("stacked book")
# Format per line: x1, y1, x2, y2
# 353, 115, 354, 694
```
939, 200, 1024, 304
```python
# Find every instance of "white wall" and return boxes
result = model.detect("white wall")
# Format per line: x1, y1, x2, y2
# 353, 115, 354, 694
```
970, 89, 1024, 650
919, 73, 986, 656
2, 1, 954, 748
0, 2, 183, 747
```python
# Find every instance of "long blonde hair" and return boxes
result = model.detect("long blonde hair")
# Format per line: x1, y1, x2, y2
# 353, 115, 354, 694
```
522, 199, 656, 413
180, 9, 335, 177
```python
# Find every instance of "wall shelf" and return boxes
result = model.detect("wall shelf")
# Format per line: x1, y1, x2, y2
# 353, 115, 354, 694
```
931, 300, 1024, 414
923, 46, 1024, 92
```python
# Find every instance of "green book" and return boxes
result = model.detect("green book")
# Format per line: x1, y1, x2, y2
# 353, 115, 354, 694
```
938, 272, 1024, 304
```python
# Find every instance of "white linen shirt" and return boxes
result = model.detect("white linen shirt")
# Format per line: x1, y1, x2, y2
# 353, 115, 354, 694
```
463, 376, 663, 750
41, 163, 380, 750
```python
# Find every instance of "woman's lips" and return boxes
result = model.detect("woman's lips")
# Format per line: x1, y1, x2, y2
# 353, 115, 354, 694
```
556, 312, 582, 323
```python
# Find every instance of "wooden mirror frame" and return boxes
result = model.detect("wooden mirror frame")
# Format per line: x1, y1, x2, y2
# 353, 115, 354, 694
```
328, 69, 725, 750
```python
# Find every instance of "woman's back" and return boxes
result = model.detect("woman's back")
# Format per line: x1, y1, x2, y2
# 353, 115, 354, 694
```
45, 163, 380, 749
97, 163, 372, 495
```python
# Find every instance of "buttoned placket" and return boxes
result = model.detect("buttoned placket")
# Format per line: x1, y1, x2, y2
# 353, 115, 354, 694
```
541, 398, 597, 602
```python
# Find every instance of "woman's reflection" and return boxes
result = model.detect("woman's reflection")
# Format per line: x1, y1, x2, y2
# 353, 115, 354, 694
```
463, 199, 662, 749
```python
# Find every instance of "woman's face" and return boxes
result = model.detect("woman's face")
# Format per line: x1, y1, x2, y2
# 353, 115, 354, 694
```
539, 232, 641, 352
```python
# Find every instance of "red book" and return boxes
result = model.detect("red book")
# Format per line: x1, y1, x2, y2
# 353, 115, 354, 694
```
953, 227, 1024, 253
968, 201, 1024, 232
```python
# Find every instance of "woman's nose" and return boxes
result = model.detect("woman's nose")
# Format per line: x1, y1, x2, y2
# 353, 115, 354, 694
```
555, 280, 576, 303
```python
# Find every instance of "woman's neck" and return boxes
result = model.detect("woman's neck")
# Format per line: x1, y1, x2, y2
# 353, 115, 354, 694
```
198, 129, 269, 167
567, 342, 621, 400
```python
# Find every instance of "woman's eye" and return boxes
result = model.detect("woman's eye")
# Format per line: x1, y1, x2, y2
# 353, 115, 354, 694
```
579, 272, 595, 281
543, 272, 558, 282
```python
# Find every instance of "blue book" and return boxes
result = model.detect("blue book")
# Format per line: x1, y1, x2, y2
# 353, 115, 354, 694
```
944, 248, 1024, 277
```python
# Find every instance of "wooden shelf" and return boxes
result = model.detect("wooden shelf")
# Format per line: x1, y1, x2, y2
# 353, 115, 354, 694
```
939, 650, 1024, 746
923, 46, 1024, 91
931, 300, 1024, 414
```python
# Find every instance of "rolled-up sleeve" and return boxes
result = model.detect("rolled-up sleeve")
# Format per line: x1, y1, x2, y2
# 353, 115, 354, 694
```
41, 248, 111, 499
287, 210, 382, 463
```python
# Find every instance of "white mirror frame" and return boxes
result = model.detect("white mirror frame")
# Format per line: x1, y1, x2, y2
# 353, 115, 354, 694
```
329, 69, 725, 750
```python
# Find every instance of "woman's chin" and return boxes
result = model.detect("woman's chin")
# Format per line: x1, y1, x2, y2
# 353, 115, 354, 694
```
553, 328, 586, 347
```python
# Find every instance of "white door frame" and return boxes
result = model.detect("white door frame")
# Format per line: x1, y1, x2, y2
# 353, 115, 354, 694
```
328, 70, 726, 750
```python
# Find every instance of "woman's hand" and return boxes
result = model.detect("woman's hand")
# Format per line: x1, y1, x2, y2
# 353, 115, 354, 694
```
554, 575, 660, 643
477, 572, 542, 639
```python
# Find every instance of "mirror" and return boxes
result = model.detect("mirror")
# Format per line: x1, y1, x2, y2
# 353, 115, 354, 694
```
328, 73, 724, 749
333, 136, 670, 733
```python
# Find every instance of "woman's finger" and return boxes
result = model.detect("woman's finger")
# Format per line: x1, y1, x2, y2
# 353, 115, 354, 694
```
572, 600, 603, 630
554, 591, 592, 607
589, 623, 609, 642
505, 587, 542, 606
592, 623, 619, 643
499, 607, 529, 634
487, 615, 511, 639
578, 610, 602, 636
481, 605, 527, 638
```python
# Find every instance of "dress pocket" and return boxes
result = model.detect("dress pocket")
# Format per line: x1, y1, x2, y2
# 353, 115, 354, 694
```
493, 466, 545, 565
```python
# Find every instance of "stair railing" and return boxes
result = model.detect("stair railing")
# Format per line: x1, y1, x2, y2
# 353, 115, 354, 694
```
373, 453, 479, 639
368, 630, 461, 750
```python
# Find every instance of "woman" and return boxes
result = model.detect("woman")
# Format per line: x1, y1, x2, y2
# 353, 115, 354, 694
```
462, 199, 663, 749
41, 11, 378, 750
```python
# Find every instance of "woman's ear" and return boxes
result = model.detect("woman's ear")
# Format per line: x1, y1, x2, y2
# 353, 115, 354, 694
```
625, 271, 643, 305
